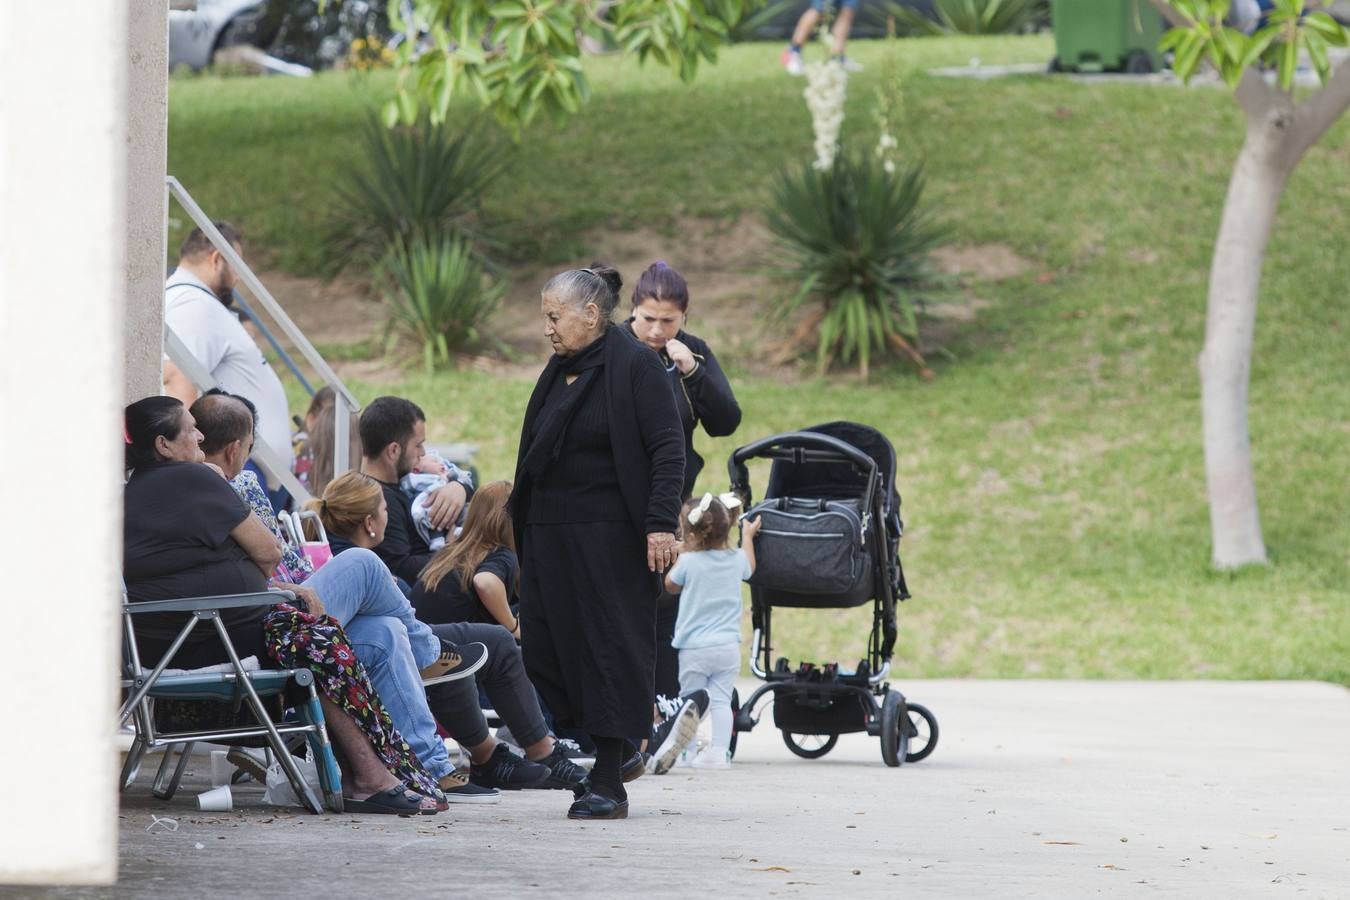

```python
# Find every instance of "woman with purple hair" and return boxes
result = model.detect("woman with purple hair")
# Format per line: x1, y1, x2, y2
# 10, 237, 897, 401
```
626, 261, 742, 733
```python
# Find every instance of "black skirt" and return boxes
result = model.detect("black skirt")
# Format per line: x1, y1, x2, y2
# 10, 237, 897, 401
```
519, 521, 658, 737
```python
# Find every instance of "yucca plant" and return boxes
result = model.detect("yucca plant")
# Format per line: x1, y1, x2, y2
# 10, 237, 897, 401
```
325, 114, 507, 274
890, 0, 1045, 35
768, 151, 945, 379
381, 236, 506, 371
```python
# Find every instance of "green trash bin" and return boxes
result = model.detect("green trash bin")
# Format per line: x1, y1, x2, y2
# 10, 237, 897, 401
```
1050, 0, 1167, 74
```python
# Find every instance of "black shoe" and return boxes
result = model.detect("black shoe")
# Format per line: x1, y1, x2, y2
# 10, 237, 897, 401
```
421, 639, 488, 686
683, 689, 710, 719
535, 743, 590, 791
470, 743, 551, 790
647, 696, 700, 775
620, 750, 648, 783
567, 790, 629, 820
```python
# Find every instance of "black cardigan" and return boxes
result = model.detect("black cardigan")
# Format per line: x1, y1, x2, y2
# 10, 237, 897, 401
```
512, 325, 685, 548
660, 328, 741, 497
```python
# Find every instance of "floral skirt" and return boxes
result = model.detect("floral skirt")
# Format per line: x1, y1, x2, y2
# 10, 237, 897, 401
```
262, 604, 443, 801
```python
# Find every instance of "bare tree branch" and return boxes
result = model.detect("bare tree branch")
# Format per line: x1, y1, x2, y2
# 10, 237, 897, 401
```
1234, 66, 1282, 120
1290, 59, 1350, 161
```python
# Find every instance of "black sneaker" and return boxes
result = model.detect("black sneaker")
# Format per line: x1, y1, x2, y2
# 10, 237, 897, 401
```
470, 743, 551, 790
647, 696, 700, 775
534, 742, 590, 790
554, 737, 595, 767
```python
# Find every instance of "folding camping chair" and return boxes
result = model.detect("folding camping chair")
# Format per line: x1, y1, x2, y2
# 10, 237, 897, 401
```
119, 587, 344, 813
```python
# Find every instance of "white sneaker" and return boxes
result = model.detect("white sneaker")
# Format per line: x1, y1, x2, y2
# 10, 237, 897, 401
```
690, 748, 731, 770
781, 46, 805, 76
836, 55, 863, 73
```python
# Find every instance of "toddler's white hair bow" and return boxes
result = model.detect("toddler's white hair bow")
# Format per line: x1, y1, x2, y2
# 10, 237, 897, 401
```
687, 491, 742, 525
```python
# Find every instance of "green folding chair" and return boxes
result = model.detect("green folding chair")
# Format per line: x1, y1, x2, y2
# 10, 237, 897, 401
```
119, 588, 343, 813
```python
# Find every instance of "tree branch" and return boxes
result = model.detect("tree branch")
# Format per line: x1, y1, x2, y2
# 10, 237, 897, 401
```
1148, 0, 1188, 29
1290, 58, 1350, 161
1234, 66, 1282, 120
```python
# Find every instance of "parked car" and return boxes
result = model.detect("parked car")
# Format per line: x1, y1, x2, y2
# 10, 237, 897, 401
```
169, 0, 269, 71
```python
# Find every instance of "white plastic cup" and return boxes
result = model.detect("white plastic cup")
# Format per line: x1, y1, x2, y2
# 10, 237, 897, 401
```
197, 785, 232, 812
209, 750, 232, 787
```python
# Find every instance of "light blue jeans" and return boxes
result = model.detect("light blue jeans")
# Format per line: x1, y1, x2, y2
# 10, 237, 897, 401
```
304, 548, 453, 780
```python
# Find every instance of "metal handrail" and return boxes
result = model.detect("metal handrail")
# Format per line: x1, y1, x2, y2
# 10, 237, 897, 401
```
165, 176, 359, 484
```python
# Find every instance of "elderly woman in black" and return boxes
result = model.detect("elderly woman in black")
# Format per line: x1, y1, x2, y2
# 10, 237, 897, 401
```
512, 264, 685, 820
627, 261, 742, 716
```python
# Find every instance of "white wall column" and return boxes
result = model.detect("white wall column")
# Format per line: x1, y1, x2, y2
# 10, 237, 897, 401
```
0, 0, 129, 885
126, 0, 172, 402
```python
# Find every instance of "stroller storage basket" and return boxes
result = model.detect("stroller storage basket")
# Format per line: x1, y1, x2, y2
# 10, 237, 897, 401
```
747, 497, 874, 607
773, 689, 872, 735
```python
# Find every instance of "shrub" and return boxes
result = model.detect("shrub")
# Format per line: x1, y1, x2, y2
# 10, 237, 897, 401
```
325, 115, 506, 274
381, 236, 506, 370
768, 151, 945, 379
890, 0, 1046, 35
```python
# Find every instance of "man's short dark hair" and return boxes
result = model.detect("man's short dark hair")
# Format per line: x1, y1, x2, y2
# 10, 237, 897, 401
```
191, 388, 257, 455
359, 396, 425, 459
179, 221, 243, 261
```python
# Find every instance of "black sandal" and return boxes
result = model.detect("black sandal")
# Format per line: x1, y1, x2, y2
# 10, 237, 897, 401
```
344, 786, 437, 816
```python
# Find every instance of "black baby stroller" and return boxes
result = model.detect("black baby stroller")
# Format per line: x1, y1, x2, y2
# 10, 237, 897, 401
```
725, 422, 938, 766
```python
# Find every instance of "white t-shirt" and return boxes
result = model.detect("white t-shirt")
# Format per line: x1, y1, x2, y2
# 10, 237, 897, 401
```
164, 268, 291, 485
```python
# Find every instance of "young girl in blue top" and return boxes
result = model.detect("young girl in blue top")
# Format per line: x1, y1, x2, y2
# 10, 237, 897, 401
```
664, 492, 761, 768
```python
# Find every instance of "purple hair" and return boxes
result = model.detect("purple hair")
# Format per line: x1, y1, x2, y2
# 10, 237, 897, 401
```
631, 260, 690, 312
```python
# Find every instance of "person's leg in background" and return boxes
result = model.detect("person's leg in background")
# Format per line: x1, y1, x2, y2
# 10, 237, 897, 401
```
831, 0, 857, 60
781, 0, 826, 74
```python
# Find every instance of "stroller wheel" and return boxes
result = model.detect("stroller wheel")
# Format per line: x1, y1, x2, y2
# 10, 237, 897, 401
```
879, 691, 909, 768
903, 703, 939, 763
727, 689, 740, 760
781, 731, 838, 759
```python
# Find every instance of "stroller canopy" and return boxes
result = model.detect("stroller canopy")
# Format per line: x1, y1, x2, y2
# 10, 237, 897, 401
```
765, 421, 901, 520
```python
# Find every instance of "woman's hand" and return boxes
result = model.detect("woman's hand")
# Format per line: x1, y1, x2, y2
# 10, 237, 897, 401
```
273, 580, 326, 618
647, 531, 679, 573
664, 338, 697, 375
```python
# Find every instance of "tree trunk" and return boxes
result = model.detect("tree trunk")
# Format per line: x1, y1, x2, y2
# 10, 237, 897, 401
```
1199, 103, 1292, 569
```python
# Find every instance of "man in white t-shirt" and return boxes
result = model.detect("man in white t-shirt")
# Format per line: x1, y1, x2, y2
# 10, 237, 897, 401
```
163, 222, 291, 496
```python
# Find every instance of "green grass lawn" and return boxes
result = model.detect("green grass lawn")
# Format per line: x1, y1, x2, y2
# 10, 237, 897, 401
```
174, 36, 1350, 683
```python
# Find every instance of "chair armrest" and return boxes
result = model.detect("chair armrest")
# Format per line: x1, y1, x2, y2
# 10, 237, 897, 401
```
122, 590, 294, 615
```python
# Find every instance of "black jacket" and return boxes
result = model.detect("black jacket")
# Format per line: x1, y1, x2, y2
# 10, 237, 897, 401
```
642, 326, 741, 497
512, 325, 685, 548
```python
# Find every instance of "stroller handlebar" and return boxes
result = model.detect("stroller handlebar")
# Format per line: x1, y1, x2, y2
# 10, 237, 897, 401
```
727, 431, 879, 502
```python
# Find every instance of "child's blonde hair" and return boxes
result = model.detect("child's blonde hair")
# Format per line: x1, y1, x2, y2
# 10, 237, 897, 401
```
680, 494, 733, 552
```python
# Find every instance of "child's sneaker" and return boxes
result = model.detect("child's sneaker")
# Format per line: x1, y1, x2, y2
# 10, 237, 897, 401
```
835, 55, 863, 72
780, 46, 805, 76
690, 748, 731, 769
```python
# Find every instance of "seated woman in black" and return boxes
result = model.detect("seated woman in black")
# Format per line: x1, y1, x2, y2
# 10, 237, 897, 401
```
411, 480, 520, 635
122, 396, 438, 814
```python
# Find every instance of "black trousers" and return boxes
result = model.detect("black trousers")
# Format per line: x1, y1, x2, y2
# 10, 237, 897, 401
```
425, 622, 549, 749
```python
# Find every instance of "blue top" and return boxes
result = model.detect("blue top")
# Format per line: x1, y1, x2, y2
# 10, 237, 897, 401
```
668, 548, 752, 649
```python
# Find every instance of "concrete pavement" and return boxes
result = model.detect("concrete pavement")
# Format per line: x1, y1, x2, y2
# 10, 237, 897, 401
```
7, 679, 1349, 898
